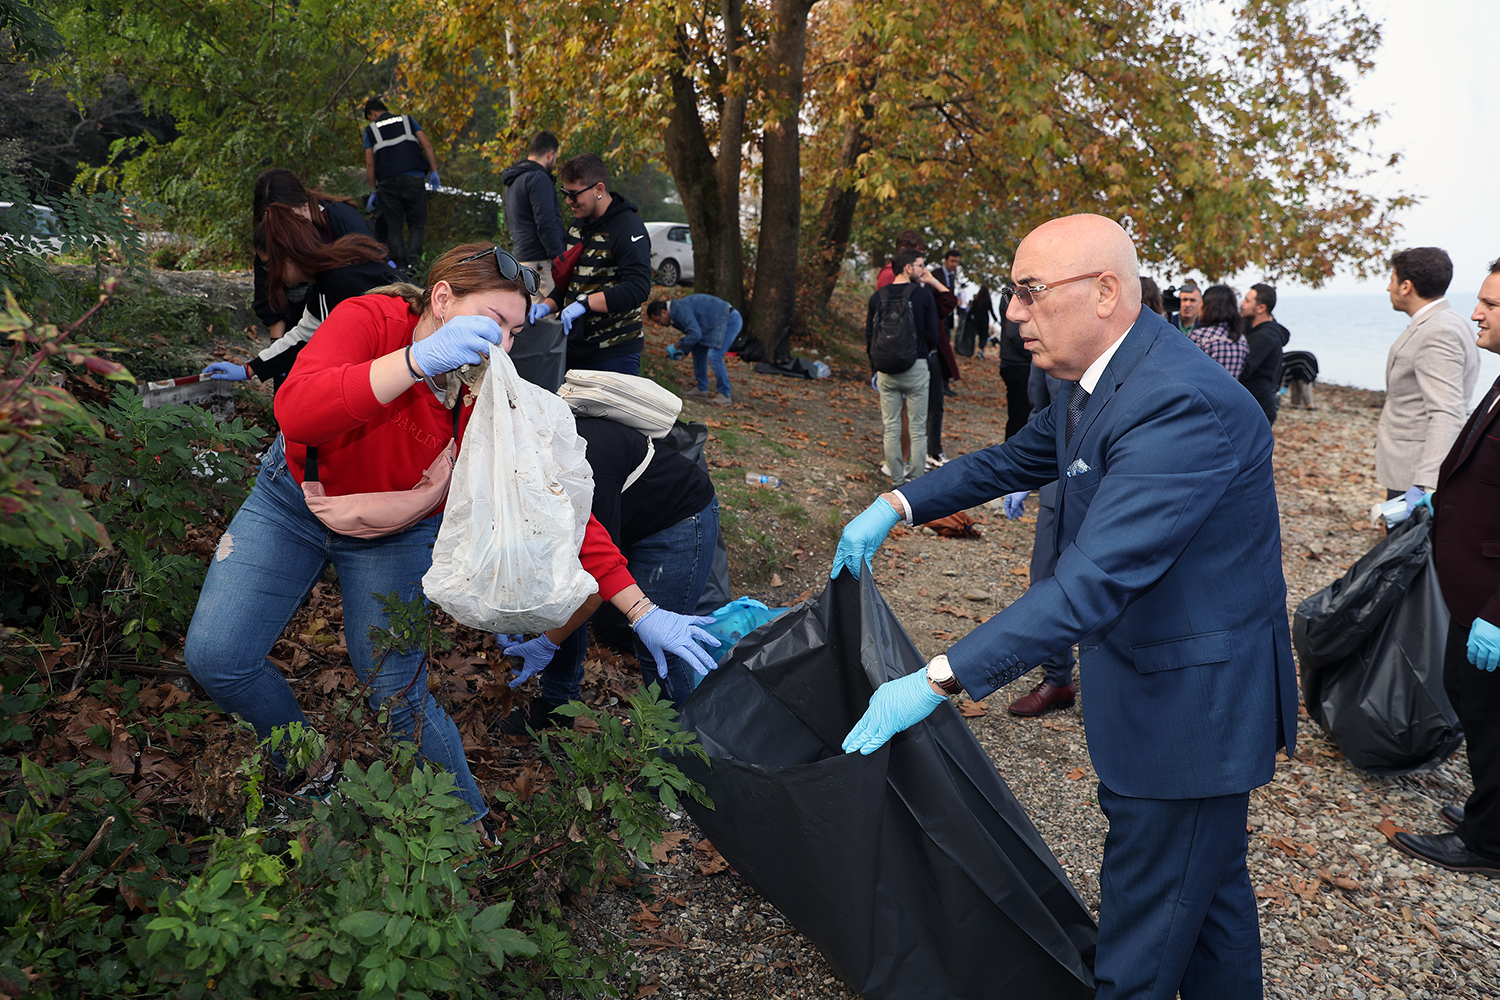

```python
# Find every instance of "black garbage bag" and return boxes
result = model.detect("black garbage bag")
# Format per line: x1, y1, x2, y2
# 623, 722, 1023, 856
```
1294, 510, 1462, 775
509, 316, 567, 392
676, 572, 1097, 999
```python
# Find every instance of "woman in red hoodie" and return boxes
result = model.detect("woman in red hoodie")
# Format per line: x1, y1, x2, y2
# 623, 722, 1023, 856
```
184, 243, 717, 823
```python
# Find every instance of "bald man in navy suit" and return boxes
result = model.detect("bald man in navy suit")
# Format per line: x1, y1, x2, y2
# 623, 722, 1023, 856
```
832, 214, 1296, 999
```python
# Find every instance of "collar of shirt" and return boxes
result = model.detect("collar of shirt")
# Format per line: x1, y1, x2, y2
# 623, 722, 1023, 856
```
1079, 322, 1135, 394
1410, 298, 1447, 324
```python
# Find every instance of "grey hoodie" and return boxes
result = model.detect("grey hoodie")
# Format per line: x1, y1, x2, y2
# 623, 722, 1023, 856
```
501, 159, 565, 261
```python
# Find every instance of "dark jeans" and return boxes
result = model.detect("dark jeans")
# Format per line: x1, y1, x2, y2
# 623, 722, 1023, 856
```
540, 499, 719, 710
1444, 616, 1500, 859
1000, 363, 1032, 440
376, 173, 427, 270
926, 352, 945, 459
1031, 481, 1076, 688
570, 351, 642, 376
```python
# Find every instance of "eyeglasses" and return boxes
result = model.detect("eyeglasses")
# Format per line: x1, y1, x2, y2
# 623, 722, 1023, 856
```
455, 246, 540, 296
561, 184, 598, 202
1004, 272, 1104, 306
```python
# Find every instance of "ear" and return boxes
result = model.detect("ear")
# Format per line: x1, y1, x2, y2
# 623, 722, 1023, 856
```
430, 280, 453, 318
1095, 272, 1125, 319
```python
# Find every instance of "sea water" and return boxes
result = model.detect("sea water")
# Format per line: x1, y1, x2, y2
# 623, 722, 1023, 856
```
1274, 292, 1500, 398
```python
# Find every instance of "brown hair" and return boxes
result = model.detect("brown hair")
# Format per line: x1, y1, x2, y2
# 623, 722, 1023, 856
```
559, 152, 608, 189
1140, 276, 1165, 316
369, 242, 531, 317
251, 167, 355, 229
256, 204, 389, 310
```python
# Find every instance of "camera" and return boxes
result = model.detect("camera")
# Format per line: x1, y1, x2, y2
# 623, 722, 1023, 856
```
1162, 285, 1181, 314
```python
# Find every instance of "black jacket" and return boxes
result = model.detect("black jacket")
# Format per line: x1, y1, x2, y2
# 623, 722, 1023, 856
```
248, 259, 397, 387
1238, 319, 1289, 425
574, 416, 716, 548
501, 159, 565, 261
550, 193, 653, 367
864, 282, 941, 372
252, 200, 375, 329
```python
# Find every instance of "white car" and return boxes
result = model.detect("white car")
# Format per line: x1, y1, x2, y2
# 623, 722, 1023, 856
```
645, 221, 694, 286
0, 202, 64, 255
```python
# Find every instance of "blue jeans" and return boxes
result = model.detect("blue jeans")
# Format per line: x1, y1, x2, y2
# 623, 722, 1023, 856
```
690, 311, 737, 397
541, 499, 718, 710
578, 352, 641, 376
184, 435, 486, 821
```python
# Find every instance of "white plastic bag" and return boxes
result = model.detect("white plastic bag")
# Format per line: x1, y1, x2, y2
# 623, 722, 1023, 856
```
422, 349, 596, 632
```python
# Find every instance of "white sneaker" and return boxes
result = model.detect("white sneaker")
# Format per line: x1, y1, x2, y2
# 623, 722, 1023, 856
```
926, 453, 949, 469
880, 462, 892, 479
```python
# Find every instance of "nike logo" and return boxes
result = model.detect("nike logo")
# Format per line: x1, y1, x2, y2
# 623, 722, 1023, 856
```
631, 235, 646, 242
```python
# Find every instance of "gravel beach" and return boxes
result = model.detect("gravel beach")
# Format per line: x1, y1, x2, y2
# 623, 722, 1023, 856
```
569, 344, 1500, 1000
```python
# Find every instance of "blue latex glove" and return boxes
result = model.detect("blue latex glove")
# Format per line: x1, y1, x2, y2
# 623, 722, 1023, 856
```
427, 171, 441, 192
1002, 491, 1028, 520
202, 361, 249, 381
560, 300, 588, 336
631, 606, 721, 678
409, 314, 503, 376
1468, 618, 1500, 672
366, 192, 378, 212
831, 498, 901, 580
666, 344, 684, 360
527, 302, 552, 324
842, 669, 946, 755
503, 634, 559, 687
1404, 486, 1434, 516
494, 633, 524, 647
869, 374, 878, 391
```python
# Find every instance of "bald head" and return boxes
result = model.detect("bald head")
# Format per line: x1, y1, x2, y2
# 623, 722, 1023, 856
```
1007, 214, 1144, 380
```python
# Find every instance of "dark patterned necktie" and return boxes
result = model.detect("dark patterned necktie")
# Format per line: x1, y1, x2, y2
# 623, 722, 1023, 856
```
1067, 382, 1090, 443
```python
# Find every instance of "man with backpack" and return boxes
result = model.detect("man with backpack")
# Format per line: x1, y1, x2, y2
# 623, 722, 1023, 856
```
361, 97, 440, 275
866, 248, 942, 486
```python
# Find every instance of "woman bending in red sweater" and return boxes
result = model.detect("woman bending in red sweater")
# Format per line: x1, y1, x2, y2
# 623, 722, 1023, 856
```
184, 244, 716, 823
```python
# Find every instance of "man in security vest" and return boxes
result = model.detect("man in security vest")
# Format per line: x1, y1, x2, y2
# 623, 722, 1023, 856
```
362, 97, 440, 275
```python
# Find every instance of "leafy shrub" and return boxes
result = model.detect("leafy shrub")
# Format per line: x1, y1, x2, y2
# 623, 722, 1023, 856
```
6, 388, 264, 658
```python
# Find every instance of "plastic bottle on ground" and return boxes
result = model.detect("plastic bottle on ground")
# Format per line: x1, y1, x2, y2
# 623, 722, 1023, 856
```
745, 472, 780, 487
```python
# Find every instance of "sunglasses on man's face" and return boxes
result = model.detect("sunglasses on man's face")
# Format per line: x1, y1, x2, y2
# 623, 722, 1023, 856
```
1002, 272, 1103, 306
562, 184, 599, 202
455, 246, 541, 296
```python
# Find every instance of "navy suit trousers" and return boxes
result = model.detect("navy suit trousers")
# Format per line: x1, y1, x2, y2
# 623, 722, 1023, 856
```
1094, 784, 1262, 1000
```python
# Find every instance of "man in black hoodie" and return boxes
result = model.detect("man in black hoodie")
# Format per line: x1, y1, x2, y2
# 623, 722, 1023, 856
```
1238, 282, 1290, 424
501, 131, 565, 299
534, 153, 653, 374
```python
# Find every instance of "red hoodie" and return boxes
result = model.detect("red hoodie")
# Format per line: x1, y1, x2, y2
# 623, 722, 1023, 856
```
275, 294, 633, 598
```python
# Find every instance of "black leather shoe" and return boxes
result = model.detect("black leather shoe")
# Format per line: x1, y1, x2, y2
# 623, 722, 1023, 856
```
1392, 831, 1500, 876
1441, 805, 1465, 829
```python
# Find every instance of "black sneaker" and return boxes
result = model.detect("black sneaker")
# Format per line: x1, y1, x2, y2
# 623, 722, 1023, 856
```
499, 697, 571, 736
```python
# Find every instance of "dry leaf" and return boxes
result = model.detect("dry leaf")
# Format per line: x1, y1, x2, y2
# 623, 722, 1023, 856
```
630, 902, 662, 931
770, 573, 783, 587
650, 830, 690, 864
1065, 767, 1086, 781
1375, 818, 1403, 841
957, 700, 987, 718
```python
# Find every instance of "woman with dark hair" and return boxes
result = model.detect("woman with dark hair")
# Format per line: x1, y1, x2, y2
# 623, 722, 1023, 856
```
1187, 283, 1249, 379
248, 168, 380, 343
204, 207, 396, 388
185, 243, 719, 825
1140, 277, 1165, 316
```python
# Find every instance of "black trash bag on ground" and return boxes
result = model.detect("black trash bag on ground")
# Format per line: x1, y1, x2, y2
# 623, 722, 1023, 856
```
676, 572, 1098, 1000
509, 316, 567, 392
1294, 510, 1462, 775
753, 357, 816, 379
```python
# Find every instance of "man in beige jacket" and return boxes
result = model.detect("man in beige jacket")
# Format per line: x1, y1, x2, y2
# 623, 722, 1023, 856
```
1377, 247, 1480, 497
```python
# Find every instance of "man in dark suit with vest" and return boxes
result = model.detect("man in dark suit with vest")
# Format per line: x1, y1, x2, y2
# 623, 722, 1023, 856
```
362, 97, 440, 274
1393, 260, 1500, 876
831, 213, 1296, 998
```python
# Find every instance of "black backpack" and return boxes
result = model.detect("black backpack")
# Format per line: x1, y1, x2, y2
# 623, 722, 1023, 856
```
869, 284, 920, 374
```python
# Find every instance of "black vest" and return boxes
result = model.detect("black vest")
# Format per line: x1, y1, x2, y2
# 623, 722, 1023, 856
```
367, 115, 426, 179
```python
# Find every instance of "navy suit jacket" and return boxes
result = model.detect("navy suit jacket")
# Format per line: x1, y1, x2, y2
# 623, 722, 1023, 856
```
900, 308, 1297, 799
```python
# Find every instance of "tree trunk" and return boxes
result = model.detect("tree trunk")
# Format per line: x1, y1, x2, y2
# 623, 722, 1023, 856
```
806, 74, 876, 309
659, 0, 747, 310
745, 0, 817, 362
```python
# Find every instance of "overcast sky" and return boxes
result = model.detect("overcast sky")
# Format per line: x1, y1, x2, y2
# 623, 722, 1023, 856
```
1288, 0, 1500, 295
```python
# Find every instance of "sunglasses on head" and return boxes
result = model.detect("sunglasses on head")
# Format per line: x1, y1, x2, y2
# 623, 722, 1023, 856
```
455, 246, 540, 296
1002, 272, 1103, 306
562, 183, 599, 202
